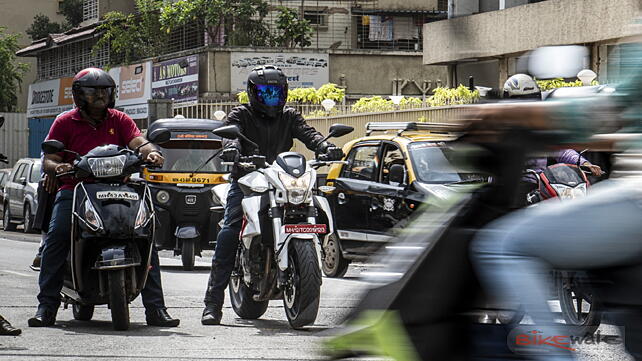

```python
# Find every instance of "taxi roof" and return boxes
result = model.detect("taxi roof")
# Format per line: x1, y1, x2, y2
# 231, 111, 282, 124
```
344, 131, 460, 150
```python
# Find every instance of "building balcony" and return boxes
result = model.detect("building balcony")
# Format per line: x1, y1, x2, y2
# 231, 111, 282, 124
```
422, 0, 641, 65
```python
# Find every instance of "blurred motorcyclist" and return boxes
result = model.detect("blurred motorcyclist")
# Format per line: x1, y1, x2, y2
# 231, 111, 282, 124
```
472, 43, 642, 360
503, 74, 604, 206
201, 65, 343, 325
28, 68, 179, 328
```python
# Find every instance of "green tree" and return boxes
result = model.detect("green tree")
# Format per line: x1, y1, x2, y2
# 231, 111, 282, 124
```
59, 0, 84, 28
273, 7, 313, 48
0, 28, 29, 112
94, 0, 167, 65
159, 0, 272, 47
26, 14, 64, 40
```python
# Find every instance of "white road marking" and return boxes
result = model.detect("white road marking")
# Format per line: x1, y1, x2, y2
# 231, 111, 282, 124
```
1, 270, 34, 277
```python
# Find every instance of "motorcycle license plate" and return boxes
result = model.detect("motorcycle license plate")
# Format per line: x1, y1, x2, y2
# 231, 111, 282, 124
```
96, 191, 139, 201
284, 224, 327, 234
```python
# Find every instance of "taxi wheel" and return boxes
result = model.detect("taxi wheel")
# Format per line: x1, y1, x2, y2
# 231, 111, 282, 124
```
322, 235, 350, 278
181, 240, 195, 271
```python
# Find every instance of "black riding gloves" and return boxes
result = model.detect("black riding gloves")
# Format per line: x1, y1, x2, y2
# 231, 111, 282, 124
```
221, 147, 240, 162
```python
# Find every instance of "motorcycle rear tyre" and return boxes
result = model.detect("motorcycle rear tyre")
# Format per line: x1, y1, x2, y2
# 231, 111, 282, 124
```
181, 239, 195, 271
72, 303, 95, 321
108, 269, 130, 331
229, 248, 269, 319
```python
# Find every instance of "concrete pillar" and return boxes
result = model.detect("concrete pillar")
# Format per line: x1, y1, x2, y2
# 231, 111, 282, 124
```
498, 56, 509, 89
147, 99, 173, 128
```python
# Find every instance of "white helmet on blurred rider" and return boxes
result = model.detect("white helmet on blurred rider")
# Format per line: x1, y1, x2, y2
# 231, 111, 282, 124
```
503, 74, 541, 99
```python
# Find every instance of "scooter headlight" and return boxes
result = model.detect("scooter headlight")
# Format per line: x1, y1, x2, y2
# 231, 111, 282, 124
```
278, 172, 312, 205
87, 155, 127, 178
134, 200, 152, 229
84, 198, 103, 231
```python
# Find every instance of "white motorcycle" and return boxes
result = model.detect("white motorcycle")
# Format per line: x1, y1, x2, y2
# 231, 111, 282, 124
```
212, 124, 353, 329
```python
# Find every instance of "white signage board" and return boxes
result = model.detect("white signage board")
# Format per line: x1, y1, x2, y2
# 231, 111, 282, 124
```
108, 61, 152, 119
230, 52, 329, 93
26, 78, 74, 118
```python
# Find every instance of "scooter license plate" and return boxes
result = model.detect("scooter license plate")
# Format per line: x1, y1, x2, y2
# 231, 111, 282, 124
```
284, 224, 327, 234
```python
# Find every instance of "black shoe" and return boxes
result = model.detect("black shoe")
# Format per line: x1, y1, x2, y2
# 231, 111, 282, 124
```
30, 254, 41, 271
201, 304, 222, 325
146, 308, 180, 327
27, 308, 56, 327
0, 317, 21, 336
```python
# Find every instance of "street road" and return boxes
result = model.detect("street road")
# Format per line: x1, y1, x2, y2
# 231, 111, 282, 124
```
0, 225, 633, 361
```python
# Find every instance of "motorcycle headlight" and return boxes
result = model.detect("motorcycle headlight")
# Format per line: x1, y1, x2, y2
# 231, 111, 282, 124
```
134, 201, 152, 229
88, 155, 127, 178
551, 184, 585, 200
84, 198, 103, 231
156, 190, 170, 204
278, 172, 312, 205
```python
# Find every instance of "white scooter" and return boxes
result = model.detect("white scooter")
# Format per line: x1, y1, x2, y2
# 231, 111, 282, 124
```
211, 124, 353, 329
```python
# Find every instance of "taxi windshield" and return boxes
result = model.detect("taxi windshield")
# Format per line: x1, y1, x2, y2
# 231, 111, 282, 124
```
156, 140, 226, 173
408, 142, 484, 184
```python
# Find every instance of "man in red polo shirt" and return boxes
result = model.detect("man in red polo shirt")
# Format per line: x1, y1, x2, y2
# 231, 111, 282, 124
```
28, 68, 180, 328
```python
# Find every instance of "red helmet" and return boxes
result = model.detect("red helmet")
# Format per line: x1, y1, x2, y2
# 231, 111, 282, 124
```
72, 68, 116, 110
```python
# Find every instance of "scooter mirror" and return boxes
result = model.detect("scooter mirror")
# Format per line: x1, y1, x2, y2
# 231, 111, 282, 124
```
328, 124, 353, 138
212, 125, 241, 140
147, 128, 171, 145
42, 140, 65, 154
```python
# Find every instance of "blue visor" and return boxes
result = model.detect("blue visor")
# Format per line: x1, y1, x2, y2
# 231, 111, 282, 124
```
256, 84, 286, 107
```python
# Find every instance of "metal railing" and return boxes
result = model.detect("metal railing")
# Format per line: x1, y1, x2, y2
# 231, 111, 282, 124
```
173, 101, 358, 119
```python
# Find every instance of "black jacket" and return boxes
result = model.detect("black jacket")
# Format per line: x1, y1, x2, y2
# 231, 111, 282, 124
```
225, 104, 327, 178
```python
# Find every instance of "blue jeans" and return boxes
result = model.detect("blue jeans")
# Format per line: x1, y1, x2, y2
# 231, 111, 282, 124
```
471, 180, 642, 360
204, 182, 244, 306
37, 190, 166, 315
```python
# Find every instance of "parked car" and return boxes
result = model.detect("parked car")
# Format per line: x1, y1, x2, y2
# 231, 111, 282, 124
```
3, 158, 42, 233
321, 122, 486, 277
0, 168, 12, 219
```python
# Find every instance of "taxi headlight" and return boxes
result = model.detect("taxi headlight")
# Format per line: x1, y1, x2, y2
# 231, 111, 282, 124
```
278, 172, 311, 205
88, 155, 126, 178
156, 190, 170, 204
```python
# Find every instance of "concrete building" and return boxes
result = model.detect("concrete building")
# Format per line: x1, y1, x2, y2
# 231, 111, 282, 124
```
423, 0, 642, 88
2, 0, 66, 111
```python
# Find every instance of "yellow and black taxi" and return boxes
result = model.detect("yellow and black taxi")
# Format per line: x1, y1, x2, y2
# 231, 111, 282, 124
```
321, 121, 485, 277
143, 117, 228, 270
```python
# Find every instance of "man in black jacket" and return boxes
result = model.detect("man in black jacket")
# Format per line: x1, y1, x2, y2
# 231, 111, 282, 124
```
201, 66, 343, 325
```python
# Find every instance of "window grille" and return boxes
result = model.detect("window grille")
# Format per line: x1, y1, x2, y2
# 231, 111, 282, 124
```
36, 39, 109, 80
83, 0, 98, 22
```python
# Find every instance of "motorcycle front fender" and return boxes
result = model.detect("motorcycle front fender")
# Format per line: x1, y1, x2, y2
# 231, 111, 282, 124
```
94, 245, 141, 270
277, 233, 319, 271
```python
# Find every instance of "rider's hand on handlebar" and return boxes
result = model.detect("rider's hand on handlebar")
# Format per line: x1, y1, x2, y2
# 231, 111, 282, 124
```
581, 161, 604, 176
221, 147, 240, 163
319, 146, 344, 161
146, 151, 164, 166
55, 163, 73, 175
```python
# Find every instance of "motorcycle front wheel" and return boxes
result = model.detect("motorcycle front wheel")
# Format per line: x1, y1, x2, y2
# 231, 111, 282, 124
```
108, 269, 130, 331
229, 247, 269, 319
283, 239, 321, 329
557, 271, 601, 336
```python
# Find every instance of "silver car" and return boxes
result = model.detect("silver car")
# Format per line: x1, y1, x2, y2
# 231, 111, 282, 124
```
3, 158, 41, 233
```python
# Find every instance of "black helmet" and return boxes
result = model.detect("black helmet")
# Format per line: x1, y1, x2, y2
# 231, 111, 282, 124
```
247, 65, 288, 118
72, 67, 117, 110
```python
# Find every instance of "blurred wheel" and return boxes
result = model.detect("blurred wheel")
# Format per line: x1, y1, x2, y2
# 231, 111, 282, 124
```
321, 235, 350, 278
